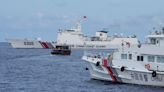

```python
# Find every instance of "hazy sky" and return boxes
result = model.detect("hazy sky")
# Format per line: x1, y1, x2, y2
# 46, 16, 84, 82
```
0, 0, 164, 42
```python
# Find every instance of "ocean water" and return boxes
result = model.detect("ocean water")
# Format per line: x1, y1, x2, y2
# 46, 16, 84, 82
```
0, 43, 163, 92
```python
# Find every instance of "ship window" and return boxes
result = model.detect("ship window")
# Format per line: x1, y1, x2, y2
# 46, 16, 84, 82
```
137, 56, 144, 61
148, 56, 155, 62
121, 54, 127, 59
141, 56, 144, 61
150, 38, 156, 45
157, 40, 159, 44
137, 56, 140, 61
157, 56, 164, 63
24, 42, 34, 45
129, 54, 132, 60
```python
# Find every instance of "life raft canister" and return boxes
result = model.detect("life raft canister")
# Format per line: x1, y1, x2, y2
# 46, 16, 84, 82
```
145, 64, 150, 70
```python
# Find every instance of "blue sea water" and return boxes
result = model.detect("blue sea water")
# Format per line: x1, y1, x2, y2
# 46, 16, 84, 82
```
0, 42, 163, 92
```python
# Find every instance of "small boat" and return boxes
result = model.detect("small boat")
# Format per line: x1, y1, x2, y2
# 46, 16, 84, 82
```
82, 28, 164, 87
51, 45, 71, 55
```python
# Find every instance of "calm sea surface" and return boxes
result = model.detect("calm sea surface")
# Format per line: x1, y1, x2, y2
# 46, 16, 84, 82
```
0, 42, 163, 92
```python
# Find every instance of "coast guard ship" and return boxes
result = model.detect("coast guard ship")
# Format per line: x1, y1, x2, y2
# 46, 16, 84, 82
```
56, 17, 139, 49
6, 38, 54, 49
82, 27, 164, 87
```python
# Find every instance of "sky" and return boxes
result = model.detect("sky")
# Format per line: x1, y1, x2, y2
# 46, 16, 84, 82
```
0, 0, 164, 42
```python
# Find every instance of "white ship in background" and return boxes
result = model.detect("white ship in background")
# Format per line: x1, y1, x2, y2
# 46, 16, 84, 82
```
6, 38, 54, 49
6, 17, 139, 49
56, 17, 139, 49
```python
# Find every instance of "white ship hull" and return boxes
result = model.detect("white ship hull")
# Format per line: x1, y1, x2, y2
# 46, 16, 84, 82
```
82, 55, 164, 87
83, 56, 113, 81
57, 38, 138, 49
114, 67, 164, 87
6, 39, 54, 49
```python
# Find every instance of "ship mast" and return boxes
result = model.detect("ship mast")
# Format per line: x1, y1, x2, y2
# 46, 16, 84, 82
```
75, 20, 82, 32
75, 16, 87, 32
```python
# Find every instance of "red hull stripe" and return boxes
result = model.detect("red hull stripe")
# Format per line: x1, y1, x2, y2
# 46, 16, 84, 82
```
103, 59, 117, 82
38, 41, 50, 48
39, 41, 45, 48
42, 42, 49, 48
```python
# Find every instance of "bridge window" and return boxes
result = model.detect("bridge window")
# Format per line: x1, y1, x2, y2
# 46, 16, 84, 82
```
129, 54, 132, 60
147, 56, 155, 62
137, 56, 144, 61
121, 54, 127, 59
141, 56, 144, 61
150, 38, 156, 45
157, 56, 164, 63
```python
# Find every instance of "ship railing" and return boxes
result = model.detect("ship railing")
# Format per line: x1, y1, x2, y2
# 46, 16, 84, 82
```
83, 50, 113, 59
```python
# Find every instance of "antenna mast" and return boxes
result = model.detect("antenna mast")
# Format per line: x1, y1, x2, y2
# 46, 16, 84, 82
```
75, 16, 87, 32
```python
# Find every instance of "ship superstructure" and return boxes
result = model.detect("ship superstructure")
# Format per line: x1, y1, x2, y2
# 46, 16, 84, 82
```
56, 19, 138, 49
